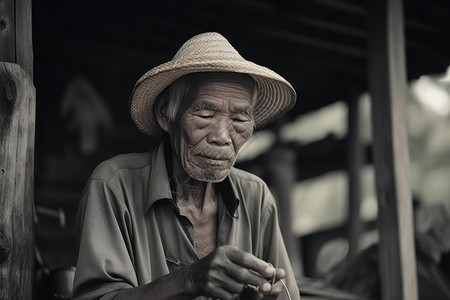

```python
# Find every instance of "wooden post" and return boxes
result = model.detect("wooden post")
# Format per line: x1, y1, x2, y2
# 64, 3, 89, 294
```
266, 144, 303, 277
0, 0, 34, 77
346, 95, 362, 260
367, 0, 418, 299
0, 0, 35, 299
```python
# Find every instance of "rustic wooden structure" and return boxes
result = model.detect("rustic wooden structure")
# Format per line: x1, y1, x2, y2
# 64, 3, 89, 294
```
265, 142, 303, 276
367, 0, 418, 299
345, 93, 363, 260
28, 0, 450, 299
0, 0, 35, 299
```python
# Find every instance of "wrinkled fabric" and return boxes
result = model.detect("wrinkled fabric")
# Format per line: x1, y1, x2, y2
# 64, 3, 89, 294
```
72, 142, 300, 300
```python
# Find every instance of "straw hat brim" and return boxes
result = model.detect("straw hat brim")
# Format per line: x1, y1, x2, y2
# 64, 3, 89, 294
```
130, 54, 296, 137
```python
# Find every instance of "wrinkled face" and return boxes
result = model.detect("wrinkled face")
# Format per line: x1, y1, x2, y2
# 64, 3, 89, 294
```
171, 75, 255, 182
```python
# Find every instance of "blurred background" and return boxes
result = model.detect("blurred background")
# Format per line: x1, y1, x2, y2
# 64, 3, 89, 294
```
31, 0, 450, 299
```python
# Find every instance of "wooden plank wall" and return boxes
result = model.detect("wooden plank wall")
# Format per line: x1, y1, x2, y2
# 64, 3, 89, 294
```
0, 0, 35, 299
367, 0, 418, 299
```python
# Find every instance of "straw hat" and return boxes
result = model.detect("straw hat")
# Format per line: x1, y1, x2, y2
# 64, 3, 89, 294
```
130, 32, 297, 137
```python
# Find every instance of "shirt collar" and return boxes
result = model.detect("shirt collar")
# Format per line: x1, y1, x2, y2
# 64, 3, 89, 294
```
145, 142, 173, 212
144, 141, 240, 216
217, 177, 240, 217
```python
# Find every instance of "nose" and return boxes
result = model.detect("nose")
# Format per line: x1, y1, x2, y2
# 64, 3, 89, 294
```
207, 119, 232, 146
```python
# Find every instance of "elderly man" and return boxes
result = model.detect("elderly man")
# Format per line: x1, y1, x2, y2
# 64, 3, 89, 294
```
73, 32, 300, 300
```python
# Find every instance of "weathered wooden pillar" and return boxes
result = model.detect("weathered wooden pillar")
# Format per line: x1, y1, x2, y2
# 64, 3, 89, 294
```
367, 0, 418, 299
346, 95, 362, 260
266, 144, 303, 277
0, 0, 35, 299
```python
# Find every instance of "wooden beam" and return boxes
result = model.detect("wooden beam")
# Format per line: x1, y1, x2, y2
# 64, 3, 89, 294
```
265, 145, 303, 277
367, 0, 418, 299
254, 26, 366, 58
0, 0, 33, 78
0, 0, 35, 299
284, 14, 366, 38
14, 0, 34, 78
0, 0, 15, 61
310, 0, 365, 15
0, 62, 35, 300
346, 95, 362, 260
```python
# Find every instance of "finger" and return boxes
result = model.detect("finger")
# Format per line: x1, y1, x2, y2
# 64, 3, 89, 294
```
260, 279, 284, 297
225, 262, 269, 290
271, 279, 284, 296
274, 267, 286, 280
226, 247, 275, 278
261, 267, 286, 282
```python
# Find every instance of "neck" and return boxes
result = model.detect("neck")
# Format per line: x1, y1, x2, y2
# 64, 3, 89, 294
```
170, 150, 216, 211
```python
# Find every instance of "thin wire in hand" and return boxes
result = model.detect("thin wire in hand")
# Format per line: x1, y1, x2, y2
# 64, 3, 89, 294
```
268, 263, 292, 300
280, 279, 292, 300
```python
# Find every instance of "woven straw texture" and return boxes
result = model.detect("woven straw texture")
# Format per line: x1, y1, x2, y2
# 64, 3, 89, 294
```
130, 32, 297, 137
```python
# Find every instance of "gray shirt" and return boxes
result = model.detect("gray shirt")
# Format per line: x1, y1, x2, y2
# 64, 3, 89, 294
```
72, 142, 300, 300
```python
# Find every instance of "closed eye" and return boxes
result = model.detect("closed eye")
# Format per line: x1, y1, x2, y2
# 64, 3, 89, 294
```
233, 117, 248, 122
195, 111, 214, 118
233, 108, 252, 122
232, 111, 252, 123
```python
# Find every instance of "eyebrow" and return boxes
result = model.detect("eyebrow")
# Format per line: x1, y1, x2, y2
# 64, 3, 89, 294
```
234, 108, 253, 118
192, 100, 253, 119
192, 101, 220, 112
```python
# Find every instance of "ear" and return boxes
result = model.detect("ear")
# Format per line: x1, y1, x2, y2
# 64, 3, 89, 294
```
154, 95, 170, 133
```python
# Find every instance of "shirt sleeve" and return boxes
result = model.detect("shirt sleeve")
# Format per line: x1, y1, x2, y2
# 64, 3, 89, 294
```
260, 188, 301, 300
72, 179, 137, 300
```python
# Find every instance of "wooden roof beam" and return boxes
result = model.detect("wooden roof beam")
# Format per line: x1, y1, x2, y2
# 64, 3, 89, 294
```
308, 0, 365, 15
253, 27, 366, 58
284, 14, 366, 38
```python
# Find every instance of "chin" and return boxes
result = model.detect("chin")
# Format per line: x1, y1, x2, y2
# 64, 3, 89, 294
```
186, 168, 231, 183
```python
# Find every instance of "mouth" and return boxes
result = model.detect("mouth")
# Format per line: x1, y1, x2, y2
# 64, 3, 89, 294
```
198, 155, 231, 165
189, 147, 237, 170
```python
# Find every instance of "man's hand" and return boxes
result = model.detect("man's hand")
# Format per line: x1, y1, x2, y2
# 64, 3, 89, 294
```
185, 245, 286, 299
